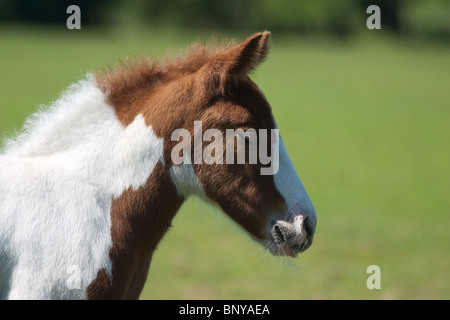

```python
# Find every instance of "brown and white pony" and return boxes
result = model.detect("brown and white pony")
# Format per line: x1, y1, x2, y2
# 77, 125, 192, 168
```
0, 31, 316, 299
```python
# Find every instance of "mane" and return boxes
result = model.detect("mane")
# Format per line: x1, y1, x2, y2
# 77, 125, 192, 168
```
1, 38, 237, 157
96, 38, 237, 107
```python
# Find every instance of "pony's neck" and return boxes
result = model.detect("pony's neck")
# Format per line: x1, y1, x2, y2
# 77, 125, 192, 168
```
88, 161, 184, 299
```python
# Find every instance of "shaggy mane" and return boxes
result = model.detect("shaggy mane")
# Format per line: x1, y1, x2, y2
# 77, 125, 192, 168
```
96, 38, 237, 107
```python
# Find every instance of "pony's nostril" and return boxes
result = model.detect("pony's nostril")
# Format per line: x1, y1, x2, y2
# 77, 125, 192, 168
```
272, 224, 286, 243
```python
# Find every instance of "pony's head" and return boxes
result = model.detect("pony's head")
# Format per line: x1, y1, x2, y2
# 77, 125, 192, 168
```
169, 32, 316, 257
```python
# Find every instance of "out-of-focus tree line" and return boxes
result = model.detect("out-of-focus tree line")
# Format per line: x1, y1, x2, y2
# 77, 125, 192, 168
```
1, 0, 449, 38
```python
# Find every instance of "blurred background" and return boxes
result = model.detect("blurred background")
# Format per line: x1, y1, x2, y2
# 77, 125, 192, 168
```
0, 0, 449, 299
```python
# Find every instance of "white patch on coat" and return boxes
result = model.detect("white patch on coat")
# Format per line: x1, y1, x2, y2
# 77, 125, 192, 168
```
0, 75, 163, 299
169, 164, 207, 199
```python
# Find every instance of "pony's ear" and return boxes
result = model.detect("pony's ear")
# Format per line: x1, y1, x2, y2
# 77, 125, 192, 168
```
204, 31, 271, 94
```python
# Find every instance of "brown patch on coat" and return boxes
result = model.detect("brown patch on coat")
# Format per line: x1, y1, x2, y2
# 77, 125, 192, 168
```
86, 163, 183, 299
88, 31, 287, 299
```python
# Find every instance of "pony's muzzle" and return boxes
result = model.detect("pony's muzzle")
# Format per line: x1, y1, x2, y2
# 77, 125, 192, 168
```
270, 215, 314, 257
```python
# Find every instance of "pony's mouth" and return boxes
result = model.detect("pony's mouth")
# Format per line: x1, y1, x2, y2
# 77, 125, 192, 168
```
268, 216, 314, 258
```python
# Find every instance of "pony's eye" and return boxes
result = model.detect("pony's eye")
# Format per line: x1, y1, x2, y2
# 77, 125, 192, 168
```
238, 129, 257, 145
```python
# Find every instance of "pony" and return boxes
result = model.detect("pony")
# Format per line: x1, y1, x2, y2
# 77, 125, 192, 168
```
0, 31, 316, 299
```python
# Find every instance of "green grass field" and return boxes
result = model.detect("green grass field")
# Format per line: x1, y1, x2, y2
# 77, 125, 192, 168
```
1, 25, 449, 299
